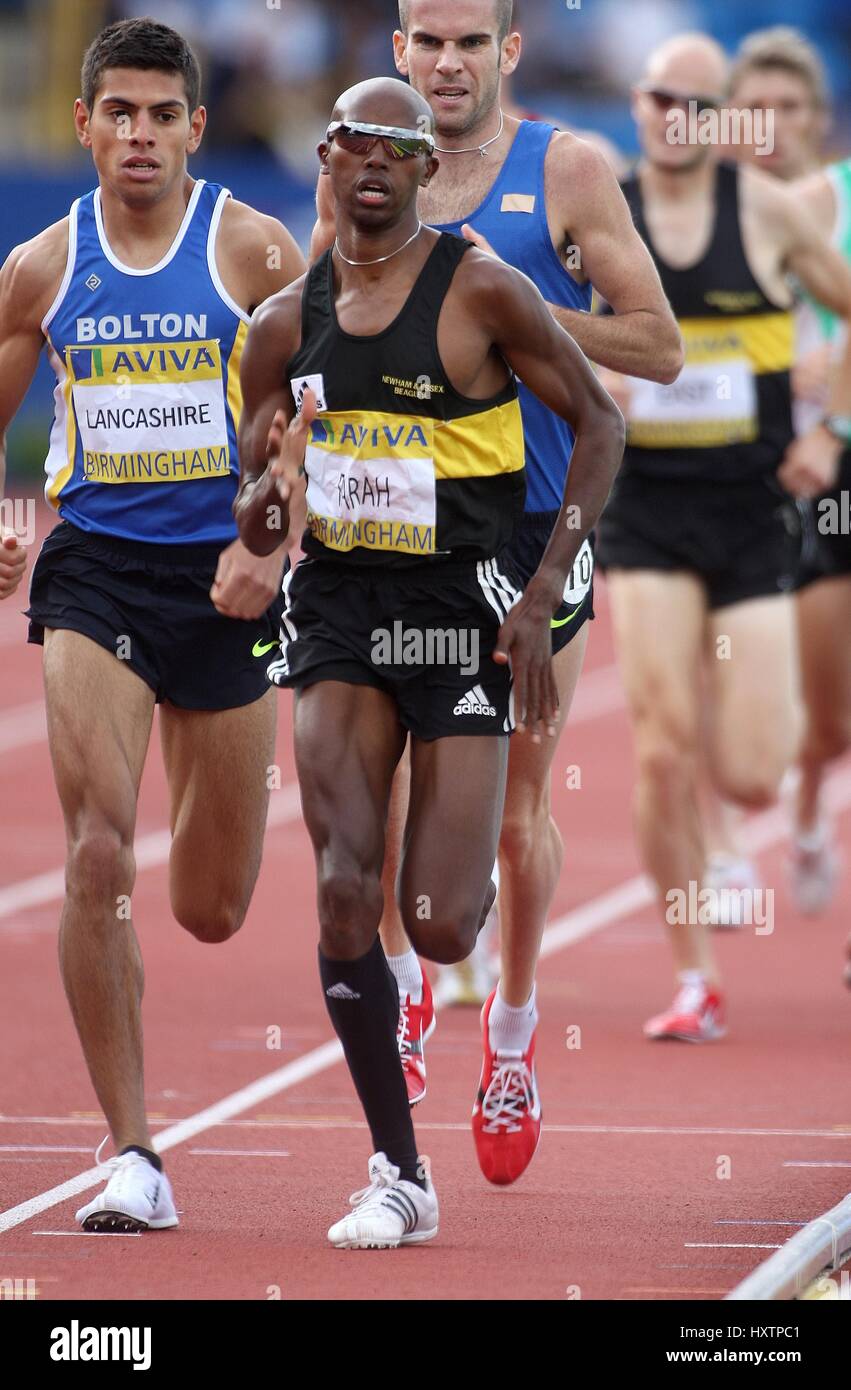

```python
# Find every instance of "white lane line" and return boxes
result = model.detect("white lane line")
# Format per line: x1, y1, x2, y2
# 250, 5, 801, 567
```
687, 1243, 783, 1250
715, 1219, 806, 1226
0, 1145, 90, 1154
187, 1148, 290, 1157
33, 1230, 141, 1239
2, 1116, 850, 1139
1, 761, 850, 1234
783, 1161, 851, 1168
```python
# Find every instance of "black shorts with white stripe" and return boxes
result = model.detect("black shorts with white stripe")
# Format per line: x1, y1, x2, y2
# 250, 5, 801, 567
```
501, 510, 595, 656
266, 555, 520, 740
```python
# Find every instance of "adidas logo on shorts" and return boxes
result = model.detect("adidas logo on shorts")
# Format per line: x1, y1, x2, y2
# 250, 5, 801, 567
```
454, 686, 497, 718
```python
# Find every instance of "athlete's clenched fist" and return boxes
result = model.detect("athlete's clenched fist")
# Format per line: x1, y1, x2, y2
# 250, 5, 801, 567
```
0, 530, 27, 599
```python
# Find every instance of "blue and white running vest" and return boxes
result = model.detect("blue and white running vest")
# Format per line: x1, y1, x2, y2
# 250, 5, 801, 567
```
432, 121, 593, 513
41, 179, 248, 545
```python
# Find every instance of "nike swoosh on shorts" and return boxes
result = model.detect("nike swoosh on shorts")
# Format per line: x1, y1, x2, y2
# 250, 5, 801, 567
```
252, 639, 280, 657
551, 606, 582, 630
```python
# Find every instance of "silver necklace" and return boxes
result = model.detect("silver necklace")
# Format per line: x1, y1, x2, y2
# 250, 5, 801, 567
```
433, 109, 505, 157
334, 221, 423, 266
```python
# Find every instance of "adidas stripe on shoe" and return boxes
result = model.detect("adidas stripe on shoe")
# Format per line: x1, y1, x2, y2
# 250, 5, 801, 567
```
327, 1152, 439, 1250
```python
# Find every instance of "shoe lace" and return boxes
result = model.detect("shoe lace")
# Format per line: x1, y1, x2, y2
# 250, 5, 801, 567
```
91, 1136, 154, 1195
348, 1155, 399, 1211
482, 1054, 534, 1134
396, 999, 412, 1063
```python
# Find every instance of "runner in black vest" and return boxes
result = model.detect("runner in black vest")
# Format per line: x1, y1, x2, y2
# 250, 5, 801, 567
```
595, 34, 851, 1043
235, 77, 624, 1249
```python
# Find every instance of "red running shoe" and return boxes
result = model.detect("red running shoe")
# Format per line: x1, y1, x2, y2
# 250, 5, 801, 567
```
472, 989, 541, 1185
644, 980, 726, 1042
397, 968, 436, 1107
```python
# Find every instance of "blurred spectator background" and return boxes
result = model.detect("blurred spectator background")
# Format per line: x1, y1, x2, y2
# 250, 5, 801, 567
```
2, 0, 851, 478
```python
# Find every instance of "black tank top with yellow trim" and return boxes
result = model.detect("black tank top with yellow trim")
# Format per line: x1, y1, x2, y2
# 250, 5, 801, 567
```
286, 232, 526, 566
620, 162, 793, 480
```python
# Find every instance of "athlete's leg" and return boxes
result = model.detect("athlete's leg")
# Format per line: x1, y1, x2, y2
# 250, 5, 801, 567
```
44, 630, 155, 1153
397, 735, 509, 965
294, 681, 423, 1179
795, 576, 851, 829
378, 751, 413, 956
706, 594, 802, 811
497, 624, 588, 1005
159, 689, 277, 944
606, 570, 716, 982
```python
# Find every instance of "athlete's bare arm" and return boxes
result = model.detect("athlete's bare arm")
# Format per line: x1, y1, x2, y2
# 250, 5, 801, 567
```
0, 221, 67, 598
460, 250, 625, 732
759, 176, 851, 323
791, 168, 839, 233
787, 169, 840, 408
217, 198, 306, 310
752, 172, 851, 495
464, 135, 683, 385
208, 201, 305, 618
233, 279, 307, 556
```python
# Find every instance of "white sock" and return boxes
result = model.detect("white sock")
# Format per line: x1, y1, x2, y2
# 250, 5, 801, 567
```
677, 969, 707, 995
489, 982, 538, 1054
386, 948, 423, 1004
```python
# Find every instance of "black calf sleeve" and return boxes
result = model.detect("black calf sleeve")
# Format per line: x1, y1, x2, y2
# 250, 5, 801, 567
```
319, 937, 424, 1188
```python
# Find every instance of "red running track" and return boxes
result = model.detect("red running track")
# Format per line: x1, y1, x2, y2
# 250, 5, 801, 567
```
1, 505, 850, 1300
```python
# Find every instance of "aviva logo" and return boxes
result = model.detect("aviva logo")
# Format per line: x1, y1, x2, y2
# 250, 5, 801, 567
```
310, 413, 432, 458
68, 340, 221, 386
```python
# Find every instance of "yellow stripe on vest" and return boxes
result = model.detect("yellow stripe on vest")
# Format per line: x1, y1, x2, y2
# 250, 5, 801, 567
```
679, 313, 793, 373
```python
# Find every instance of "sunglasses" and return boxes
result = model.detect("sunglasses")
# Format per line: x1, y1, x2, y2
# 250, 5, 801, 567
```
640, 85, 721, 112
326, 120, 435, 160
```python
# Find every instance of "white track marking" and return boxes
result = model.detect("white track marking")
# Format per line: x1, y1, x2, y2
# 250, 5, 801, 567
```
783, 1161, 851, 1168
187, 1148, 291, 1157
1, 1116, 850, 1139
3, 1112, 845, 1134
1, 760, 849, 1233
0, 1145, 90, 1154
33, 1230, 141, 1238
686, 1243, 783, 1250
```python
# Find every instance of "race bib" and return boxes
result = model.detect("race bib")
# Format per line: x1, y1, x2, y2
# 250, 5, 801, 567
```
563, 538, 594, 606
68, 340, 231, 483
304, 411, 437, 556
626, 319, 758, 449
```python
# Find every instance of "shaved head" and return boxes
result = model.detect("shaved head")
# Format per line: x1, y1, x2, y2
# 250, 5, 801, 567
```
643, 33, 730, 100
332, 76, 434, 133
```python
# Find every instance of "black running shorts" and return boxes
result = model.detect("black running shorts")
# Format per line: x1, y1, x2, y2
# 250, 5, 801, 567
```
502, 509, 594, 656
795, 449, 851, 587
268, 555, 521, 740
596, 472, 802, 609
26, 520, 286, 710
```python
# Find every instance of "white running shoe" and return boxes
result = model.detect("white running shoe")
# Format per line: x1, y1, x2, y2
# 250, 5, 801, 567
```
435, 897, 500, 1008
75, 1141, 178, 1233
703, 854, 760, 929
789, 826, 840, 916
327, 1152, 438, 1250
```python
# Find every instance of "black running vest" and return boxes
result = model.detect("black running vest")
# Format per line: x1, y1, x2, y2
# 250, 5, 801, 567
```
286, 233, 526, 565
619, 162, 794, 480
